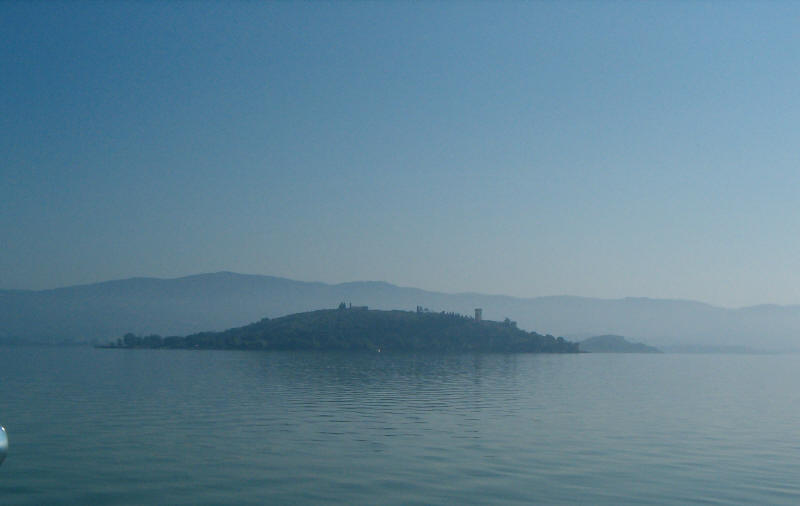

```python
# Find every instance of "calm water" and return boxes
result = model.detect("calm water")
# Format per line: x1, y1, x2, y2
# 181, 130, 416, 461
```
1, 347, 799, 504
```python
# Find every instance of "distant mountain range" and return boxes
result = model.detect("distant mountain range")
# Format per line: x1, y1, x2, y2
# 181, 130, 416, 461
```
2, 272, 800, 351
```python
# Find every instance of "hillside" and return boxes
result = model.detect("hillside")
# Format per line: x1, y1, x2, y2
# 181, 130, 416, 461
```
108, 307, 579, 353
4, 272, 800, 350
580, 335, 661, 353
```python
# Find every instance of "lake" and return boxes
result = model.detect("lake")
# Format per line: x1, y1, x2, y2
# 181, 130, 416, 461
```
1, 347, 799, 504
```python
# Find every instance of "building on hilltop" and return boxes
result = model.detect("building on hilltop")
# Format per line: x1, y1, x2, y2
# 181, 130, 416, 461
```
474, 308, 482, 321
340, 302, 368, 311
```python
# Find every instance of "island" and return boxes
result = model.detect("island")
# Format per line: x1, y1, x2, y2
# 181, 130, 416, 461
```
102, 305, 579, 353
579, 335, 661, 353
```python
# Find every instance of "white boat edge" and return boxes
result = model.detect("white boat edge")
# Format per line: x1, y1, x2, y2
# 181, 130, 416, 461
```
0, 426, 7, 466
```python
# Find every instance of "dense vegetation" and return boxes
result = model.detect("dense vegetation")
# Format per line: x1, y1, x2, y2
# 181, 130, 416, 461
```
107, 307, 579, 353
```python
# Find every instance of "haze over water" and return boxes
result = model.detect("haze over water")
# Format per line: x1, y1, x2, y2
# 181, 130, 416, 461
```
2, 347, 798, 504
4, 3, 800, 504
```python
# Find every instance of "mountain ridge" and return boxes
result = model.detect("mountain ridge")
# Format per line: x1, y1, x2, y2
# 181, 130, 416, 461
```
3, 272, 800, 350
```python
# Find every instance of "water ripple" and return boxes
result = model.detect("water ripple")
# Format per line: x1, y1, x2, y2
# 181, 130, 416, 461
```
1, 349, 800, 504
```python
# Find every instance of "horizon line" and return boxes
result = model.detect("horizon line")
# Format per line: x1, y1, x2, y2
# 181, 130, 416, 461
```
2, 270, 795, 311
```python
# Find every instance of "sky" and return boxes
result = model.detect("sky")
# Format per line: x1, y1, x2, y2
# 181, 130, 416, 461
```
2, 1, 800, 308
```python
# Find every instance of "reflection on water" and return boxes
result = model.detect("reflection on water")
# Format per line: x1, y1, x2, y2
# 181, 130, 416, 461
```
1, 348, 800, 504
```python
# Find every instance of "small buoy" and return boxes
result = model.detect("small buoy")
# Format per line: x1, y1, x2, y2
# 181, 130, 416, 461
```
0, 426, 7, 466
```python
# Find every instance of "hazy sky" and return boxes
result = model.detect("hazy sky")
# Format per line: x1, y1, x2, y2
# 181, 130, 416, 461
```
3, 2, 800, 307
